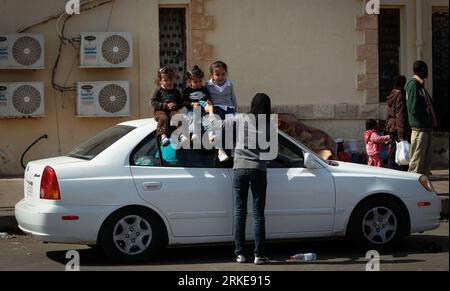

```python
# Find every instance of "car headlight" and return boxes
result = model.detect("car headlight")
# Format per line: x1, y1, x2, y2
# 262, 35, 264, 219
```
419, 175, 435, 192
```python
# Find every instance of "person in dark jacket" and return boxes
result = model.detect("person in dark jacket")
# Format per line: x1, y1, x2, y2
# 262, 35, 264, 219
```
405, 61, 438, 176
207, 93, 277, 265
150, 66, 188, 147
386, 75, 410, 171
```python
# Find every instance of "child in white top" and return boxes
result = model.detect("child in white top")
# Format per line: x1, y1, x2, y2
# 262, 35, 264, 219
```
206, 61, 238, 162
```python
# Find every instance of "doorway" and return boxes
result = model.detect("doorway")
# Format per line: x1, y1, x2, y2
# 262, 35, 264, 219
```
159, 8, 187, 91
432, 9, 449, 131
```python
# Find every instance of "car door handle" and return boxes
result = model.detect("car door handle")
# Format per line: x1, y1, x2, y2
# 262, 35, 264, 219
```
142, 182, 162, 191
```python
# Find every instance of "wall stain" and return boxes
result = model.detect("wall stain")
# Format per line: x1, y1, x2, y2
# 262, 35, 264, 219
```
0, 149, 11, 176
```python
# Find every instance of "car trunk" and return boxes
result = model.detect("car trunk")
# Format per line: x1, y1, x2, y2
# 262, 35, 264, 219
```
23, 157, 86, 202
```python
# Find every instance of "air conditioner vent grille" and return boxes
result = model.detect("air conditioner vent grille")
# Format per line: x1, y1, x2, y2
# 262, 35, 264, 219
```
98, 84, 127, 113
101, 35, 130, 65
12, 36, 42, 66
12, 85, 42, 114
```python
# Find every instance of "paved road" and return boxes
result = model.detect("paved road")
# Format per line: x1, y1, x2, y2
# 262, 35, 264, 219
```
0, 221, 447, 271
1, 170, 447, 271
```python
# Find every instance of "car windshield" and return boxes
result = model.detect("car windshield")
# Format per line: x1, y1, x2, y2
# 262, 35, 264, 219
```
68, 125, 135, 160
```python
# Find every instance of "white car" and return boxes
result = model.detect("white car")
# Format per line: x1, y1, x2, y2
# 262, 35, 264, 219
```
15, 119, 441, 263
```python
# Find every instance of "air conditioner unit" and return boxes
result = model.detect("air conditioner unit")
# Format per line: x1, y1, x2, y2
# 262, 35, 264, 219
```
0, 82, 45, 118
80, 32, 133, 68
0, 34, 45, 69
77, 81, 130, 117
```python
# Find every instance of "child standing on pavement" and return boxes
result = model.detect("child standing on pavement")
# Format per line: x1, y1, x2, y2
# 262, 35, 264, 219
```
183, 65, 216, 143
206, 61, 238, 162
151, 66, 188, 147
364, 119, 391, 167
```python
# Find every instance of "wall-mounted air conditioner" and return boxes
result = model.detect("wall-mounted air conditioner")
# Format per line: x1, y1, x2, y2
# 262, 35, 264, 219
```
0, 82, 45, 118
80, 32, 133, 68
0, 34, 45, 69
77, 81, 130, 117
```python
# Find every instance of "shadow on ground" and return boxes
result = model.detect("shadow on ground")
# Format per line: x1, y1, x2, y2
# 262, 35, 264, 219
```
45, 234, 448, 267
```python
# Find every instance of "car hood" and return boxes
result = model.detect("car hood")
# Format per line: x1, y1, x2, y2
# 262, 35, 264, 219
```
329, 161, 421, 180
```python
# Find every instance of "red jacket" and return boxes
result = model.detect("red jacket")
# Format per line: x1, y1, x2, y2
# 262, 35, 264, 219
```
364, 130, 390, 156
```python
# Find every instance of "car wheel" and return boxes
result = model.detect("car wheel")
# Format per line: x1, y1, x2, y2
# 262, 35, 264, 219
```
99, 207, 165, 263
348, 197, 408, 251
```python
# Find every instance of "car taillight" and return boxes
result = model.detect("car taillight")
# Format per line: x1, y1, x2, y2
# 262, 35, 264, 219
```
40, 166, 61, 200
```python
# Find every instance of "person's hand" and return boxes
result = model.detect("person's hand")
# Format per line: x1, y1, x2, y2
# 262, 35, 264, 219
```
167, 102, 175, 110
204, 104, 214, 114
191, 102, 200, 107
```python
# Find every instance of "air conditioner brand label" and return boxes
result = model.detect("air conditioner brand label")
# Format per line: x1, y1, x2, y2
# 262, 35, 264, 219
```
81, 85, 93, 90
83, 36, 97, 59
0, 90, 7, 105
80, 85, 95, 103
0, 85, 7, 110
84, 36, 96, 42
0, 44, 8, 60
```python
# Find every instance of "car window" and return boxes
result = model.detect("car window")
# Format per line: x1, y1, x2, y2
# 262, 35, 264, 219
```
131, 133, 177, 167
175, 148, 218, 168
131, 134, 220, 168
132, 133, 305, 169
268, 136, 305, 168
68, 125, 135, 160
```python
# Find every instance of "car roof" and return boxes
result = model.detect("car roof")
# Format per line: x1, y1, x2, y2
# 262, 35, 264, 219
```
118, 118, 157, 128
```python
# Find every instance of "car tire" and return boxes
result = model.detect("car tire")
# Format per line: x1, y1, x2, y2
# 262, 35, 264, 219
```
98, 207, 165, 263
347, 197, 408, 251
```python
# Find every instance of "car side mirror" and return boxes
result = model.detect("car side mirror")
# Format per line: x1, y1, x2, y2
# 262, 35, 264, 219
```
304, 152, 323, 169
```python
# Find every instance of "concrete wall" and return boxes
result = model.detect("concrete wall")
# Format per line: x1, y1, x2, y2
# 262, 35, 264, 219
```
0, 0, 448, 175
0, 0, 160, 175
204, 0, 365, 106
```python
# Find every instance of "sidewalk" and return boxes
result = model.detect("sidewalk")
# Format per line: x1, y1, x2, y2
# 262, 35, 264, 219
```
0, 170, 448, 231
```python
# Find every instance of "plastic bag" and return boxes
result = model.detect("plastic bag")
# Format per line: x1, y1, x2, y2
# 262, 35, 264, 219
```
395, 140, 411, 166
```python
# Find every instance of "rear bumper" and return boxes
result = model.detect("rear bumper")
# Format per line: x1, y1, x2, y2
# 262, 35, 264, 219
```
403, 194, 441, 233
15, 199, 115, 244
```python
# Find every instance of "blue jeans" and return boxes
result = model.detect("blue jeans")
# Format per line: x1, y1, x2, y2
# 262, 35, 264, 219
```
186, 111, 213, 136
233, 168, 267, 257
214, 106, 236, 120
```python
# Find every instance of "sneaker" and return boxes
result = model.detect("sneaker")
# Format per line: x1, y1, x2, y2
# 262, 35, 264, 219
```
218, 149, 230, 162
236, 255, 247, 263
161, 135, 170, 147
254, 257, 270, 265
191, 133, 200, 142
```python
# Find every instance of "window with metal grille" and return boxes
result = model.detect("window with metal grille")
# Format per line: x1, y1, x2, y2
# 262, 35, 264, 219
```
159, 8, 187, 91
378, 9, 401, 103
432, 11, 449, 131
